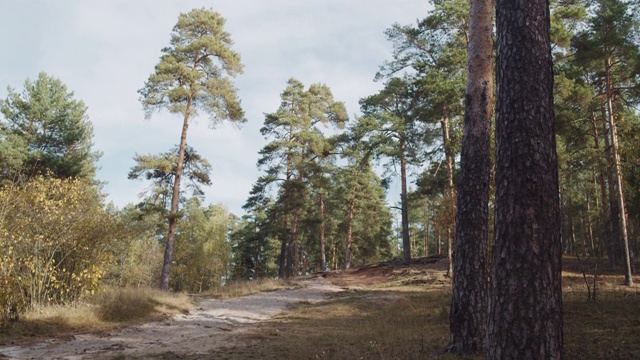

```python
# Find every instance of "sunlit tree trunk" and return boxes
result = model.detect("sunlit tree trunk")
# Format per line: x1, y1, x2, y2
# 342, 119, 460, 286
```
448, 0, 492, 352
400, 137, 411, 263
604, 55, 633, 286
603, 108, 622, 268
441, 111, 456, 277
160, 97, 192, 291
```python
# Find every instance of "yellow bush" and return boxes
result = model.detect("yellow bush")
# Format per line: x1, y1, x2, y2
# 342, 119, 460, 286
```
0, 177, 121, 323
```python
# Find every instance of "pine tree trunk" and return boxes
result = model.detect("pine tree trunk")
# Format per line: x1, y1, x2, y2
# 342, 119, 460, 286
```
424, 202, 430, 257
160, 98, 192, 291
344, 198, 356, 270
487, 0, 563, 357
448, 0, 492, 353
591, 114, 614, 265
604, 56, 633, 286
603, 112, 622, 267
441, 113, 456, 277
400, 138, 411, 263
286, 207, 300, 277
319, 195, 327, 271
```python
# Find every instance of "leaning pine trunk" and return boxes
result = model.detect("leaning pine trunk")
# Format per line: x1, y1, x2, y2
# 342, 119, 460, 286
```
160, 98, 192, 291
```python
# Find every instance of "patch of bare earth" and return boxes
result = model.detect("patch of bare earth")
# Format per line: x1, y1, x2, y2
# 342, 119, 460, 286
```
0, 277, 343, 360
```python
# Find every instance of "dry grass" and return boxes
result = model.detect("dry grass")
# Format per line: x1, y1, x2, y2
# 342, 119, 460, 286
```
3, 256, 640, 359
0, 287, 193, 346
205, 262, 479, 360
201, 257, 640, 360
93, 287, 193, 323
205, 278, 292, 299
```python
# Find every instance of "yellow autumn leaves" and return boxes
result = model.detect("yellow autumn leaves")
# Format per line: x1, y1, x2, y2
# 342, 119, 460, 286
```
0, 177, 122, 323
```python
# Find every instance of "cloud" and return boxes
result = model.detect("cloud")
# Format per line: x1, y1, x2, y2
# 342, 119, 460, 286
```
0, 0, 429, 216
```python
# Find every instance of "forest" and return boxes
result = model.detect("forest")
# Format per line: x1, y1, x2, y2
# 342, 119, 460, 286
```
0, 0, 639, 358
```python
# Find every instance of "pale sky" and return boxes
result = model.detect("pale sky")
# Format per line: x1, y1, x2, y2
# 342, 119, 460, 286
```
0, 1, 429, 215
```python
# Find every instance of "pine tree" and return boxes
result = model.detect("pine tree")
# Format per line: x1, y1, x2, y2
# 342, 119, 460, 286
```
138, 8, 245, 290
1, 72, 99, 180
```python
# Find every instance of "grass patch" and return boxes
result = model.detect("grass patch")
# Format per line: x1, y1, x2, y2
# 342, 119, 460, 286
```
210, 284, 477, 360
205, 278, 291, 299
0, 287, 193, 346
94, 287, 192, 323
564, 289, 640, 359
206, 266, 640, 360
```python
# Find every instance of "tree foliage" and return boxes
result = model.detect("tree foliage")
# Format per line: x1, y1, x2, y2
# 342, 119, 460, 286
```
138, 8, 245, 290
0, 177, 121, 323
0, 72, 99, 180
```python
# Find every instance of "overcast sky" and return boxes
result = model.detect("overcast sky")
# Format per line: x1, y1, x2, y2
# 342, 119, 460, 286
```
0, 1, 429, 215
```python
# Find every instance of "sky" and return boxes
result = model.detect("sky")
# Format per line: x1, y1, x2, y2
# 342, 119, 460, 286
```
0, 1, 429, 216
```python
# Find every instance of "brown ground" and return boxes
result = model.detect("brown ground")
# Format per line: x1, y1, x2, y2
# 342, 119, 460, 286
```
1, 255, 639, 359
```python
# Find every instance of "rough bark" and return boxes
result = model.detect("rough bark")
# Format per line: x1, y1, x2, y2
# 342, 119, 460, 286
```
448, 0, 492, 353
487, 0, 563, 357
160, 98, 191, 291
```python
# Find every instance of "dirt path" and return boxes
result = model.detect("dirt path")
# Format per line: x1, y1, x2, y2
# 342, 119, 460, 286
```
0, 277, 343, 360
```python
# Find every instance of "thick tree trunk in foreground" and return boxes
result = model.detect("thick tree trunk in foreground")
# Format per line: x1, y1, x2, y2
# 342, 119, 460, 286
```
448, 0, 493, 353
487, 0, 563, 358
160, 101, 191, 291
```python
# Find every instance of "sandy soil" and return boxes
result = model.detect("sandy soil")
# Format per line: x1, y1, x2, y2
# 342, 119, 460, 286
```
0, 277, 343, 360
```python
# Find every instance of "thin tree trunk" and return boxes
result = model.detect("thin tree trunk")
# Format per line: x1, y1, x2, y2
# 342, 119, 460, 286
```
286, 207, 300, 277
603, 111, 622, 267
424, 201, 430, 257
319, 195, 327, 271
587, 196, 595, 256
591, 113, 614, 266
580, 212, 587, 257
441, 112, 456, 277
567, 170, 577, 256
344, 198, 356, 270
448, 0, 492, 352
487, 0, 563, 356
160, 97, 192, 291
436, 228, 441, 255
604, 56, 633, 286
400, 138, 411, 263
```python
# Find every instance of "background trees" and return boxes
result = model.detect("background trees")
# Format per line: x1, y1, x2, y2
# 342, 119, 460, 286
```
138, 8, 245, 290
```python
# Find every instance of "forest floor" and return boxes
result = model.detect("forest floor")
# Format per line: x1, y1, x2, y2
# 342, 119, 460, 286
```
1, 255, 639, 359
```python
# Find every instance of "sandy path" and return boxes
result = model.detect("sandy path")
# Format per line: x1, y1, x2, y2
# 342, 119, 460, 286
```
0, 277, 343, 360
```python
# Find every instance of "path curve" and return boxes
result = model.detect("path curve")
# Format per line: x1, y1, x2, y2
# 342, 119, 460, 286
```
0, 277, 342, 359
